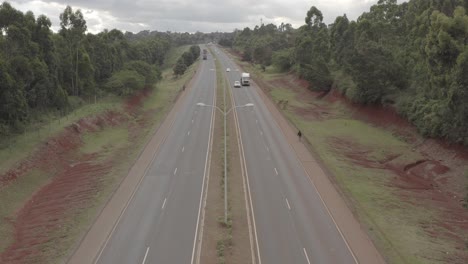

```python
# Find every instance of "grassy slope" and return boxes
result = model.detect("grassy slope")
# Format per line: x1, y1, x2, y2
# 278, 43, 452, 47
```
0, 45, 198, 261
228, 54, 460, 264
0, 97, 121, 175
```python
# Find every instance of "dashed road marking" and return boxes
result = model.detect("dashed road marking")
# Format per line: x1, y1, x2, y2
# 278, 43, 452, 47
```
174, 168, 178, 175
303, 248, 311, 264
188, 131, 191, 136
162, 198, 167, 209
182, 146, 185, 153
142, 247, 150, 264
274, 168, 278, 175
286, 198, 291, 210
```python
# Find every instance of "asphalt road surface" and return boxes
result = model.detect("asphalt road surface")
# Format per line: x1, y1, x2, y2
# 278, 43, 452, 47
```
95, 49, 216, 264
214, 47, 358, 264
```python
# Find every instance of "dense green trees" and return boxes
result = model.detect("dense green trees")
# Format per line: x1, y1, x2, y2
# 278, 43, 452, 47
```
173, 45, 200, 76
230, 0, 468, 144
0, 2, 181, 135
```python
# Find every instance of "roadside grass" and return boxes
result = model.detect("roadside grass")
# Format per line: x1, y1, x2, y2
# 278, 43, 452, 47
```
0, 96, 122, 175
81, 127, 129, 156
247, 67, 459, 263
270, 88, 309, 108
0, 169, 50, 252
144, 44, 198, 112
163, 45, 191, 70
40, 153, 137, 264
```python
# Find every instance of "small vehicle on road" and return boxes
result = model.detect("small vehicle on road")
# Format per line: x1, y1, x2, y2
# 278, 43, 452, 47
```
234, 81, 241, 88
226, 68, 231, 72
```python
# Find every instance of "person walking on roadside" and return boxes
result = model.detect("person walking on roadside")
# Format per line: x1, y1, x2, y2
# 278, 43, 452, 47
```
297, 130, 302, 141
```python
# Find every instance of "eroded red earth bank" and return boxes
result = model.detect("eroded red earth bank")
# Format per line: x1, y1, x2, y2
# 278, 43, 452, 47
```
0, 90, 152, 263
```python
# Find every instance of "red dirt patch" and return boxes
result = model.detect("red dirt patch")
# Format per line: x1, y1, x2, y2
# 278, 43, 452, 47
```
328, 130, 468, 263
125, 88, 152, 113
1, 156, 112, 263
0, 96, 151, 263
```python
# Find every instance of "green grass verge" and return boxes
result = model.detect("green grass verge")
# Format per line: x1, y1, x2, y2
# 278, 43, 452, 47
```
270, 87, 309, 108
81, 127, 129, 156
0, 169, 50, 252
163, 45, 192, 70
0, 96, 122, 175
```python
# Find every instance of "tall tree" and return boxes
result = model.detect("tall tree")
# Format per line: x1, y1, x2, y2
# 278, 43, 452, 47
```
59, 5, 88, 96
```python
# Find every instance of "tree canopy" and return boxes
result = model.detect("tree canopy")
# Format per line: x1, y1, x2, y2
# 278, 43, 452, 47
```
0, 1, 201, 136
227, 0, 468, 144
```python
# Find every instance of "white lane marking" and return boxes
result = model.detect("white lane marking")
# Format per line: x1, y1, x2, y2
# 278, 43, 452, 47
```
274, 168, 278, 175
256, 119, 258, 124
303, 248, 311, 264
260, 131, 263, 136
188, 131, 191, 136
305, 178, 359, 263
182, 146, 185, 153
162, 198, 167, 209
192, 119, 194, 124
93, 115, 178, 264
266, 146, 270, 152
174, 168, 178, 175
142, 247, 150, 264
192, 65, 217, 264
285, 198, 291, 210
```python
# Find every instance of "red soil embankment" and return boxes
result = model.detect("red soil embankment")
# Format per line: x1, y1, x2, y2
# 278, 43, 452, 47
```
0, 91, 150, 263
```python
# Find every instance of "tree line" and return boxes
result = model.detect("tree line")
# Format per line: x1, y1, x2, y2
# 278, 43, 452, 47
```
221, 0, 468, 145
173, 45, 201, 76
0, 2, 209, 137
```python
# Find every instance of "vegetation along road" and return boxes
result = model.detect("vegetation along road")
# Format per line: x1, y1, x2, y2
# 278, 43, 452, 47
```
0, 1, 467, 264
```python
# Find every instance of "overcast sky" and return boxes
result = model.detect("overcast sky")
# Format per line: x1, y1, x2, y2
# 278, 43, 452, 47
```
9, 0, 388, 34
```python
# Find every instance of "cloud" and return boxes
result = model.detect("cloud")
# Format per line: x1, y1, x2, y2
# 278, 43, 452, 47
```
8, 0, 385, 33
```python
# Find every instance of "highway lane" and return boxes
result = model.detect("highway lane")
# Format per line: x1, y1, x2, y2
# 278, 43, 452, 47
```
95, 48, 216, 264
214, 47, 357, 263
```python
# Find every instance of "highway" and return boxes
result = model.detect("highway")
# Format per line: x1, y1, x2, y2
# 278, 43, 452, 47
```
214, 47, 358, 264
94, 48, 216, 264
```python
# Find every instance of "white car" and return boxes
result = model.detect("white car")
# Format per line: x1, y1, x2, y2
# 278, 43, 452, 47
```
226, 68, 231, 72
234, 81, 241, 88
